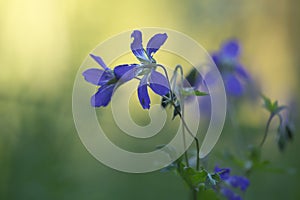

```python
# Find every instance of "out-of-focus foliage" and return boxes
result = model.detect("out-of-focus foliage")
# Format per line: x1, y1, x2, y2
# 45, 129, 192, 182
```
0, 0, 299, 199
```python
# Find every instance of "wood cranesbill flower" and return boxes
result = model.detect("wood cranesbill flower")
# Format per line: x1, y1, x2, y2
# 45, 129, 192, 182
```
129, 30, 170, 109
211, 39, 251, 96
82, 54, 138, 107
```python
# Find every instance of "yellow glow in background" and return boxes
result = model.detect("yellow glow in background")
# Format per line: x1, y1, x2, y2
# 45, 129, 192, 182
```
0, 0, 299, 199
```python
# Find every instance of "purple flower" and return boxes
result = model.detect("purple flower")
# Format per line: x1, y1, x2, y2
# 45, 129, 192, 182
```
220, 188, 242, 200
130, 30, 170, 109
211, 39, 250, 96
82, 30, 170, 109
215, 166, 249, 200
82, 54, 137, 107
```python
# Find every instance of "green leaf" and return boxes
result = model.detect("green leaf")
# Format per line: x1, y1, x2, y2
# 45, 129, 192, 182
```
181, 88, 208, 97
194, 90, 208, 96
262, 95, 277, 112
177, 162, 208, 189
262, 95, 287, 115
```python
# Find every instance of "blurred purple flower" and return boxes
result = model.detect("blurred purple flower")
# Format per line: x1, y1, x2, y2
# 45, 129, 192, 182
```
215, 166, 249, 200
211, 39, 251, 96
220, 188, 242, 200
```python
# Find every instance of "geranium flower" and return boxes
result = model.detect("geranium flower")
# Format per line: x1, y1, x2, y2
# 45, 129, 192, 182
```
211, 39, 250, 96
128, 30, 170, 109
82, 30, 170, 109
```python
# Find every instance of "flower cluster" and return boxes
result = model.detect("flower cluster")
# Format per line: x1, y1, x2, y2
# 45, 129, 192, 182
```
215, 166, 250, 200
83, 30, 170, 109
82, 30, 296, 200
184, 39, 253, 98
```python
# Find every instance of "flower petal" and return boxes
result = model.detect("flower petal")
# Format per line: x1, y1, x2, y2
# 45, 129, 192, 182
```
82, 68, 113, 86
114, 64, 139, 82
220, 39, 241, 60
220, 188, 242, 200
149, 70, 170, 96
90, 54, 109, 70
227, 176, 250, 191
224, 74, 244, 96
235, 64, 249, 80
214, 166, 231, 180
91, 84, 115, 107
138, 75, 150, 109
130, 30, 148, 61
146, 33, 168, 57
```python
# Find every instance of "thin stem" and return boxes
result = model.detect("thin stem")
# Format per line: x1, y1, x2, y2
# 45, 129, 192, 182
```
157, 64, 191, 167
181, 114, 200, 171
157, 64, 200, 200
259, 114, 274, 147
182, 125, 189, 167
156, 64, 172, 92
174, 105, 200, 171
134, 77, 142, 81
157, 64, 200, 170
228, 99, 244, 153
175, 65, 190, 167
260, 113, 284, 148
171, 64, 200, 171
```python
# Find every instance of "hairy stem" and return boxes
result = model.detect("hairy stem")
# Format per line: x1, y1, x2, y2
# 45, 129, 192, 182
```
158, 64, 200, 200
170, 64, 200, 171
175, 107, 200, 171
176, 65, 190, 167
157, 64, 191, 167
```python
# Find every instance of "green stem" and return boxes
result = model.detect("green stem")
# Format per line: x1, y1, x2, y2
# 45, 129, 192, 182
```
157, 64, 191, 167
175, 108, 200, 171
175, 65, 190, 167
259, 114, 273, 147
174, 65, 200, 170
157, 64, 200, 200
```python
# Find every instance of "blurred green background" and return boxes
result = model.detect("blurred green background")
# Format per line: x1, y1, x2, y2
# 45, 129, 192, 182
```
0, 0, 299, 199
